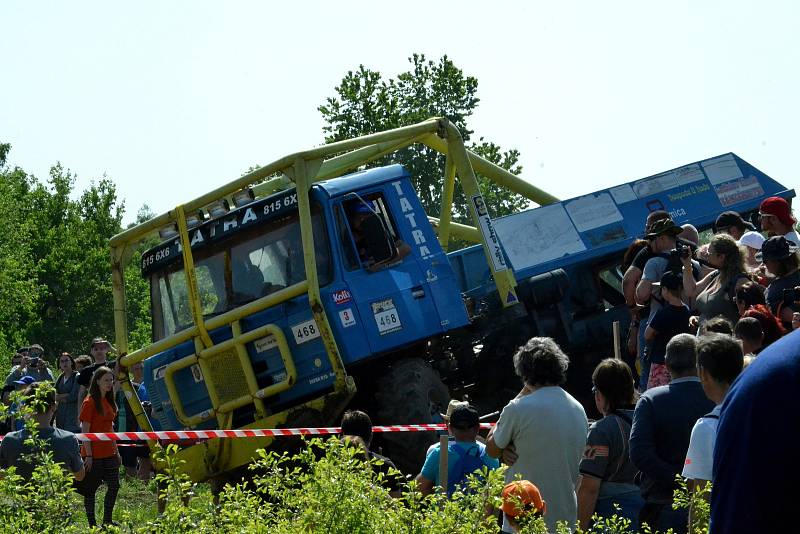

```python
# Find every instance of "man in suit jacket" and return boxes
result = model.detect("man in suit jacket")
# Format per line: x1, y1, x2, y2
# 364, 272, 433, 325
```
630, 333, 715, 534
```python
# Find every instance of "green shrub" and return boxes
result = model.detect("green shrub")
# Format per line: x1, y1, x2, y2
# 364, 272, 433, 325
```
0, 409, 712, 534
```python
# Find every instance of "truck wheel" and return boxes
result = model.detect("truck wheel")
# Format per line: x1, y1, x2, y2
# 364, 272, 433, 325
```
374, 358, 450, 475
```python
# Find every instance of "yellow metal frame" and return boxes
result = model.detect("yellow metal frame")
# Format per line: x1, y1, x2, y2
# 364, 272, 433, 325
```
110, 117, 558, 482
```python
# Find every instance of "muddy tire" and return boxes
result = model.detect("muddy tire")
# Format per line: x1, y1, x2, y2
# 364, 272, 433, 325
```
373, 358, 450, 475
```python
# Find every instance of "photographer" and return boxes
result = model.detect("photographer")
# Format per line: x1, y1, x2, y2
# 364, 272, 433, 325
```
758, 236, 800, 329
635, 219, 700, 390
682, 234, 750, 329
4, 344, 54, 386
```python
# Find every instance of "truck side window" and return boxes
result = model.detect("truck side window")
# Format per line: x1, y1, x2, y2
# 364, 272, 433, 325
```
342, 195, 398, 270
335, 206, 360, 271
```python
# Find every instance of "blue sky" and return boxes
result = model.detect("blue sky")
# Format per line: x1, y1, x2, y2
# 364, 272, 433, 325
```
1, 1, 797, 224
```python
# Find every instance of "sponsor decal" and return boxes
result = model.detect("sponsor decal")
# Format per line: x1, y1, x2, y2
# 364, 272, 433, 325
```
372, 298, 402, 335
339, 308, 356, 328
332, 289, 352, 305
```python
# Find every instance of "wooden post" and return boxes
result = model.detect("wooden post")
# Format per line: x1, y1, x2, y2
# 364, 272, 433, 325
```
438, 435, 449, 495
613, 321, 621, 360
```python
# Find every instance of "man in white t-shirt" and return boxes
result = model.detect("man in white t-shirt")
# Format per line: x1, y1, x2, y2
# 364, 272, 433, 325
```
487, 337, 588, 533
683, 334, 743, 527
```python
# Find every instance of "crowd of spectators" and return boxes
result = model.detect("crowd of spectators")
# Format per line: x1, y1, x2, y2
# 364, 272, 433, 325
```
404, 196, 800, 532
0, 337, 152, 528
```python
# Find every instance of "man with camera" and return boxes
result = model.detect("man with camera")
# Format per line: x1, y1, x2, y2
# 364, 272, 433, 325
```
4, 344, 54, 387
635, 219, 701, 390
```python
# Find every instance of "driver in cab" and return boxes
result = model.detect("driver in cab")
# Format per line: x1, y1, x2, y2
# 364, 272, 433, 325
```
346, 202, 410, 272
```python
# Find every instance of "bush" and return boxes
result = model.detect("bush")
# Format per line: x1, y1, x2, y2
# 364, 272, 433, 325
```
0, 412, 711, 534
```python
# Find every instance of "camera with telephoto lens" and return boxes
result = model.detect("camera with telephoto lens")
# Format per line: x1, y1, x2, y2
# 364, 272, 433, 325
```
783, 287, 800, 307
669, 241, 692, 260
665, 241, 692, 274
28, 357, 40, 368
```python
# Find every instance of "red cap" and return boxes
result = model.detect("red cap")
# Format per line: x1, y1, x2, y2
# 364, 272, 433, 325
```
501, 480, 547, 518
760, 197, 796, 227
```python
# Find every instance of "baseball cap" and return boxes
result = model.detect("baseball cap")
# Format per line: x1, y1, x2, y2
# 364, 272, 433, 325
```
441, 400, 469, 422
13, 375, 36, 386
660, 270, 683, 291
756, 236, 798, 262
739, 231, 765, 251
714, 211, 755, 234
645, 218, 682, 239
501, 480, 547, 518
447, 403, 479, 428
760, 197, 796, 227
350, 203, 373, 216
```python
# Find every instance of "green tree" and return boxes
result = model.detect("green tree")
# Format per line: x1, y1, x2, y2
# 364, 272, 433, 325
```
319, 54, 529, 223
24, 164, 125, 355
0, 150, 42, 367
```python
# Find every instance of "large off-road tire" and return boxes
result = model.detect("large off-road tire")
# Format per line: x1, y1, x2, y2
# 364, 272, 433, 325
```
373, 358, 450, 475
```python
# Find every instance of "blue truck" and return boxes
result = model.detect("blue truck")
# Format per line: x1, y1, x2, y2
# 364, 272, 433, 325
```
111, 118, 795, 481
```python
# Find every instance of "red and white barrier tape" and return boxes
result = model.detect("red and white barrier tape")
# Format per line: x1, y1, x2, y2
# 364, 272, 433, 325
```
0, 423, 495, 443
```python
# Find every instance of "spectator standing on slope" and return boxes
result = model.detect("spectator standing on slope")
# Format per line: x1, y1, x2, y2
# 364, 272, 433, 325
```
487, 337, 588, 533
683, 334, 743, 530
629, 334, 714, 533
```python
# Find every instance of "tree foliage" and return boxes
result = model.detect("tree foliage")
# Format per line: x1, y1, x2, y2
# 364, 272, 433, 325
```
0, 145, 150, 368
319, 54, 529, 223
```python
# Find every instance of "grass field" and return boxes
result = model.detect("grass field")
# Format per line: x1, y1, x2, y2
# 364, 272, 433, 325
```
67, 476, 213, 528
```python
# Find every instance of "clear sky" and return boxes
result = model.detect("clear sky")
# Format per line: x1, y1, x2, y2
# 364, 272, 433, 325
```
2, 1, 797, 224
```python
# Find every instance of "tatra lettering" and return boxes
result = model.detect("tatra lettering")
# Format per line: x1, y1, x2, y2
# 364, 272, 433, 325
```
404, 212, 417, 228
242, 207, 257, 224
412, 229, 426, 245
399, 197, 414, 213
391, 181, 403, 195
190, 230, 204, 246
223, 218, 238, 232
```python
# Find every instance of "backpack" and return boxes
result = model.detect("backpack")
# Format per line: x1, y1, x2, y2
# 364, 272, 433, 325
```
446, 442, 489, 496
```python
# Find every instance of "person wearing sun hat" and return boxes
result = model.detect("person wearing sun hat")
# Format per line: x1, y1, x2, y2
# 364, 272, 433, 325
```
759, 196, 799, 245
757, 236, 800, 326
635, 219, 701, 390
739, 231, 765, 270
501, 480, 547, 533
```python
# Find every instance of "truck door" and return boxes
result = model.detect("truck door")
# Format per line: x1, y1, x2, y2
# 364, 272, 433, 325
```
333, 191, 444, 357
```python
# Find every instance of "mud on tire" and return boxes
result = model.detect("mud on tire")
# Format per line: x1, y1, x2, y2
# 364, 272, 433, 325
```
373, 358, 450, 475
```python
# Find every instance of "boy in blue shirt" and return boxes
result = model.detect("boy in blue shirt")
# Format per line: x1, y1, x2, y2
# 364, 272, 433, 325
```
415, 403, 499, 496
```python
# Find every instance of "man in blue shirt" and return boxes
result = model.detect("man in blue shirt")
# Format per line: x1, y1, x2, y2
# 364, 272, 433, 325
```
711, 329, 800, 533
416, 403, 499, 496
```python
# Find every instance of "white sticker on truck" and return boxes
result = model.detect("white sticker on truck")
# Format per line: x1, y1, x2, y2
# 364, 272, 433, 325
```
339, 308, 356, 328
254, 335, 278, 353
471, 194, 508, 273
371, 299, 402, 335
291, 319, 321, 345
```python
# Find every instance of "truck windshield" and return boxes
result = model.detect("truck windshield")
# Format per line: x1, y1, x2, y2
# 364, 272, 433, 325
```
149, 211, 331, 341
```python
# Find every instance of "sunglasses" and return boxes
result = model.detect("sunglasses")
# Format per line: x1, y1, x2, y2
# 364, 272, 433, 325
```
592, 385, 599, 394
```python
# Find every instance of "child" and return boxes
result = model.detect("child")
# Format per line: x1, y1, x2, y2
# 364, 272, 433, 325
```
644, 271, 691, 388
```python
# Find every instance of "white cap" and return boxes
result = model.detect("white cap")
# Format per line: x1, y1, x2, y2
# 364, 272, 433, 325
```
739, 231, 765, 250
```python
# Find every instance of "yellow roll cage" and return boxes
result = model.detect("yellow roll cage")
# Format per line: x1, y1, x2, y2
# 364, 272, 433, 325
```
110, 117, 557, 482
